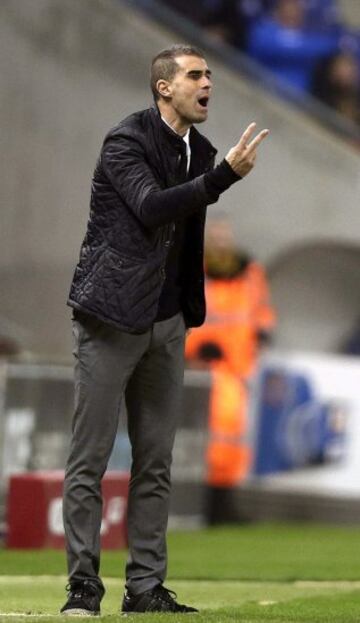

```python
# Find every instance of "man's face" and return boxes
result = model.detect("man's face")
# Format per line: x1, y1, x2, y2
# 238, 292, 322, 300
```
159, 55, 212, 125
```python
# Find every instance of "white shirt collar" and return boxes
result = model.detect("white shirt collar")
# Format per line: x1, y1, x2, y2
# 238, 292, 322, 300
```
182, 128, 190, 149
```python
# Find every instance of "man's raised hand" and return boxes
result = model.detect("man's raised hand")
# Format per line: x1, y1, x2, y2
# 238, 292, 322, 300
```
225, 122, 269, 178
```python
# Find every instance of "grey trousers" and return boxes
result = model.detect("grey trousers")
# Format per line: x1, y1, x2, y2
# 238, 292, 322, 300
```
63, 311, 186, 598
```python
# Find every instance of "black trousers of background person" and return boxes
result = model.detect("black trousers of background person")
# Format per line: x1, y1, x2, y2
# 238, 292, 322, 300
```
62, 311, 186, 599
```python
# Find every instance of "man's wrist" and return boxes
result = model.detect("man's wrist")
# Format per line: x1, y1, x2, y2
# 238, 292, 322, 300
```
203, 159, 241, 197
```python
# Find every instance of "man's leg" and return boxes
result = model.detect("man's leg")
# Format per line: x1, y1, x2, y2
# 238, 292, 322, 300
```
124, 312, 186, 596
63, 315, 150, 598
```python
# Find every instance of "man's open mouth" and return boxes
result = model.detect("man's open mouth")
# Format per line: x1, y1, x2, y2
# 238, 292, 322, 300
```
197, 96, 209, 109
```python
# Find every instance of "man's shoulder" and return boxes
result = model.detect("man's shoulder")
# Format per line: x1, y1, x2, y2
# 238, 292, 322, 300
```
103, 108, 152, 143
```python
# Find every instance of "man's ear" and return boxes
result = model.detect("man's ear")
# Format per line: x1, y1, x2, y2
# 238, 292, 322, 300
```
156, 79, 172, 99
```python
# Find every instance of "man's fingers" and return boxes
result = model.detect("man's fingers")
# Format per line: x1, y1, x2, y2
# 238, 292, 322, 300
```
247, 129, 269, 153
237, 122, 257, 148
227, 123, 269, 177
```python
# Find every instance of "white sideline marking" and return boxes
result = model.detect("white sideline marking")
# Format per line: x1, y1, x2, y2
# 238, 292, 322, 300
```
0, 575, 120, 585
1, 576, 360, 588
295, 580, 360, 588
0, 615, 51, 618
0, 575, 67, 583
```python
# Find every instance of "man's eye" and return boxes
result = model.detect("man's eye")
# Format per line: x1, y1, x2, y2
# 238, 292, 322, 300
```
187, 71, 212, 81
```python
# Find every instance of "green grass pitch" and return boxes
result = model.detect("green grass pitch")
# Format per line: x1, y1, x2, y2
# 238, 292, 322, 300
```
0, 523, 359, 622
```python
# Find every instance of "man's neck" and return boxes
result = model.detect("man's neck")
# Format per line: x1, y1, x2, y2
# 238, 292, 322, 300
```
157, 102, 191, 137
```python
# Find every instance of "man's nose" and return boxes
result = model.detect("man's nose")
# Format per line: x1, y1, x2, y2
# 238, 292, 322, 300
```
201, 76, 212, 89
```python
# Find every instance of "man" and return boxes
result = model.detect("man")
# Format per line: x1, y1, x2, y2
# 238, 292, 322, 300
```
61, 44, 268, 616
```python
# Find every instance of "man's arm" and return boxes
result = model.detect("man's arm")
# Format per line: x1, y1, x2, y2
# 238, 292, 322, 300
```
101, 123, 268, 229
102, 133, 221, 228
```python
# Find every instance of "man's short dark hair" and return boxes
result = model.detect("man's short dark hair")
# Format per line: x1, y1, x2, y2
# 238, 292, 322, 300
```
150, 44, 205, 101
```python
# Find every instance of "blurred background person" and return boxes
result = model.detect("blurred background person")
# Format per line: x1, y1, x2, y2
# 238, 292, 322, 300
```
246, 0, 340, 93
186, 218, 276, 522
191, 0, 341, 49
312, 50, 360, 125
166, 0, 272, 50
186, 218, 276, 379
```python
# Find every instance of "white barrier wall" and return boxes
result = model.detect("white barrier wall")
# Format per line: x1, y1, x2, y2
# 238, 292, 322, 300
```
253, 352, 360, 498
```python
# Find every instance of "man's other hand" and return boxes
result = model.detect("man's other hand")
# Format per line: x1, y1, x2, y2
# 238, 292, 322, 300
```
225, 122, 269, 178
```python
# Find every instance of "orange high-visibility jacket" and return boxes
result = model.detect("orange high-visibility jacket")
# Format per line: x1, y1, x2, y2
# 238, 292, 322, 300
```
206, 362, 252, 487
186, 262, 276, 378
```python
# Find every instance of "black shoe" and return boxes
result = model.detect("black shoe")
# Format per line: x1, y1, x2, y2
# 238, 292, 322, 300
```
60, 581, 101, 616
121, 584, 198, 614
